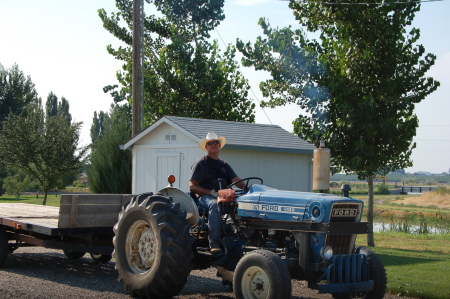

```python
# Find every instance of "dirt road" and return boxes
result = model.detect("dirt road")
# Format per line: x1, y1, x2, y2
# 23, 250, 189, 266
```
0, 247, 411, 299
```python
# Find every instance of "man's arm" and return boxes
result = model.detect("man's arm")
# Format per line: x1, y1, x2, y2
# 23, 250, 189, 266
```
189, 180, 215, 196
231, 177, 245, 189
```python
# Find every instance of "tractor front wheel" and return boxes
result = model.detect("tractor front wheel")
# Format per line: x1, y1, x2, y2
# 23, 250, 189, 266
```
233, 249, 292, 299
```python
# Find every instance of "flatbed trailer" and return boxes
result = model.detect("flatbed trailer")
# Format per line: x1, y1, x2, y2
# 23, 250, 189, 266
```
0, 194, 133, 265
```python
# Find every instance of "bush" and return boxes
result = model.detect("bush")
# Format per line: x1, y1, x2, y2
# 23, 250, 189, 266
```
376, 184, 390, 195
434, 186, 450, 195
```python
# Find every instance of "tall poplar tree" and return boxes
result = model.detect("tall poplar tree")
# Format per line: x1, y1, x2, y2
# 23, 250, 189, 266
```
98, 0, 255, 124
0, 63, 40, 194
237, 0, 439, 246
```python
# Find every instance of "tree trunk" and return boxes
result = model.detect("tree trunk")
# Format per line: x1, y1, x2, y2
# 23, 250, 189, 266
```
42, 191, 48, 205
367, 175, 375, 247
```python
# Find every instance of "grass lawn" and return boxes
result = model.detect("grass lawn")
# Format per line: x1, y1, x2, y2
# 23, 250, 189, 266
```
357, 233, 450, 298
0, 194, 62, 206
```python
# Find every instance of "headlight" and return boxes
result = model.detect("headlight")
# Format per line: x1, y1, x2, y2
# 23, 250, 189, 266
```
355, 246, 370, 256
320, 245, 333, 260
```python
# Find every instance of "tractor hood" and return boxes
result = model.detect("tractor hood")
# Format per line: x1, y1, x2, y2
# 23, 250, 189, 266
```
237, 184, 364, 223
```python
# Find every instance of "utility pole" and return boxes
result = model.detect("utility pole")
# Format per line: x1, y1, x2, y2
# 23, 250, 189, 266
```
132, 0, 144, 138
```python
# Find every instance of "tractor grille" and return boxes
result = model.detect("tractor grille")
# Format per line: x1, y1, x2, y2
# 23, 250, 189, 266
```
326, 254, 370, 284
326, 203, 362, 254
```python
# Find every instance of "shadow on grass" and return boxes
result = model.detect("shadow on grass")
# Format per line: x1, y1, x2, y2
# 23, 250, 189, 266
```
376, 248, 447, 267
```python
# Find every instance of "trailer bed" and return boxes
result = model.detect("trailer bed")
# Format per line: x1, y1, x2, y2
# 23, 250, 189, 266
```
0, 194, 134, 237
0, 203, 60, 235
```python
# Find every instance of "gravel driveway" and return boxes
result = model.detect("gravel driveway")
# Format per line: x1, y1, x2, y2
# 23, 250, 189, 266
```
0, 247, 412, 299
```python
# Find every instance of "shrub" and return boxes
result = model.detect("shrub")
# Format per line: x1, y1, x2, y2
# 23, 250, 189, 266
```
376, 184, 390, 195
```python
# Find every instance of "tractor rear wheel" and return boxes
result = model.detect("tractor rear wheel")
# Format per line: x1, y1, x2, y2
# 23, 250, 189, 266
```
233, 249, 292, 299
113, 194, 194, 299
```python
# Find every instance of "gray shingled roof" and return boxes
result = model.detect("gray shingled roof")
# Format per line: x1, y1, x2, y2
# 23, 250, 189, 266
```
165, 116, 315, 154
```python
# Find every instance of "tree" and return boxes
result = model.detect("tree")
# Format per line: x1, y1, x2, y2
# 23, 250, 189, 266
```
45, 92, 58, 118
3, 168, 34, 200
0, 63, 40, 195
90, 110, 108, 146
0, 63, 39, 125
46, 92, 72, 125
58, 96, 72, 125
87, 104, 132, 193
237, 1, 439, 246
0, 102, 87, 205
98, 0, 255, 125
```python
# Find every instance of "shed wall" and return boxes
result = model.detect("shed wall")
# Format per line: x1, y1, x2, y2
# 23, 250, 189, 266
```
130, 122, 313, 194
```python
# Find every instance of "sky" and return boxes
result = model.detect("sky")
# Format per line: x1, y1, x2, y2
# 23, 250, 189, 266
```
0, 0, 449, 174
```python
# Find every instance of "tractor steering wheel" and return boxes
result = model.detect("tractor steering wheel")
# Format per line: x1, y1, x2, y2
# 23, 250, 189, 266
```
227, 177, 263, 193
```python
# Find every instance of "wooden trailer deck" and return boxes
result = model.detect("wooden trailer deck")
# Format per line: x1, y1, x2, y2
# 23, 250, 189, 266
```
0, 203, 60, 235
0, 194, 134, 236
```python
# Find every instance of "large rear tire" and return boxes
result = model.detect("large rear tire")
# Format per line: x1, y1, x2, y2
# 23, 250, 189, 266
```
0, 226, 8, 267
233, 249, 292, 299
113, 194, 194, 299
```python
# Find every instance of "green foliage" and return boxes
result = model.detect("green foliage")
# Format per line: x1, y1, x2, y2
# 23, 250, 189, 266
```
375, 184, 390, 195
98, 0, 255, 124
0, 102, 87, 205
3, 169, 34, 200
0, 63, 39, 126
237, 2, 439, 180
45, 91, 58, 118
45, 92, 72, 124
434, 186, 450, 195
90, 110, 108, 145
0, 64, 40, 195
87, 104, 132, 194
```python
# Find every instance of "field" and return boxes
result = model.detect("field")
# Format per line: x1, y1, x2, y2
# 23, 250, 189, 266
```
354, 190, 450, 298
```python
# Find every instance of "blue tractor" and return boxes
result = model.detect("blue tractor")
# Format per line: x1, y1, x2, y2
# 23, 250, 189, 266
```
112, 176, 387, 299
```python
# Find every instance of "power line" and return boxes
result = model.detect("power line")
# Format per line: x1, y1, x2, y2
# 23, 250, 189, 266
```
214, 28, 273, 125
414, 139, 450, 141
280, 0, 444, 4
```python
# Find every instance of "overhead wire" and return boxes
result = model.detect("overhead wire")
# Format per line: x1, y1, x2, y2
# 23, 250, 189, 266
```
280, 0, 444, 4
214, 28, 273, 125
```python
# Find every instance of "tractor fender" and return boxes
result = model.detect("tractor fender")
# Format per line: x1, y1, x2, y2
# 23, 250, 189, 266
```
157, 187, 200, 224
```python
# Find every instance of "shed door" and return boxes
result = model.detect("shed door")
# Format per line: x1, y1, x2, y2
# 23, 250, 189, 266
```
156, 152, 180, 190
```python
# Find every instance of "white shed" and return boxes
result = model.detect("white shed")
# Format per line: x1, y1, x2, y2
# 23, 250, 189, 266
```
123, 116, 316, 194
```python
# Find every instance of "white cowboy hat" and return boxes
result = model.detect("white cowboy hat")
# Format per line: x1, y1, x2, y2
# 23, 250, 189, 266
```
198, 132, 226, 151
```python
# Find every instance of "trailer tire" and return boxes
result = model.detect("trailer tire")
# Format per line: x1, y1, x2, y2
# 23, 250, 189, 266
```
63, 249, 86, 259
90, 253, 112, 263
234, 249, 292, 299
332, 249, 387, 299
113, 194, 194, 299
0, 226, 8, 267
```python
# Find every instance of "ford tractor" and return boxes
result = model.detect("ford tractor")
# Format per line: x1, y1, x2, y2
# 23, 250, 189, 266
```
112, 175, 387, 299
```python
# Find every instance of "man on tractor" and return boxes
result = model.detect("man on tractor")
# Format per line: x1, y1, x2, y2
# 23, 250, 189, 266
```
189, 132, 244, 255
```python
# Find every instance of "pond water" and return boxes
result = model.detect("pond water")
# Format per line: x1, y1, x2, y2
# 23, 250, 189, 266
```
373, 222, 449, 235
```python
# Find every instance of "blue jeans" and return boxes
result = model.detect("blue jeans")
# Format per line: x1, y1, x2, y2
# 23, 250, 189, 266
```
197, 195, 221, 248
